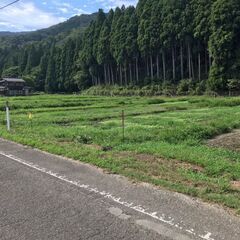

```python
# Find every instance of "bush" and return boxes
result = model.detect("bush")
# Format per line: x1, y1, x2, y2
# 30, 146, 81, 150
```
177, 79, 193, 95
194, 80, 206, 95
75, 135, 93, 144
2, 66, 20, 78
227, 79, 240, 95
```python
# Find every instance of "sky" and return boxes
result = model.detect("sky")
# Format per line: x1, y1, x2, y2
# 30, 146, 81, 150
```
0, 0, 137, 32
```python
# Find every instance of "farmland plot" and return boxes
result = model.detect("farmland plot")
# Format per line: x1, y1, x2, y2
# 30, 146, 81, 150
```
0, 95, 240, 213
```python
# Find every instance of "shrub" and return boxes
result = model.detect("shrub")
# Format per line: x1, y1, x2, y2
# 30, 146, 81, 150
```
194, 80, 206, 95
227, 79, 240, 96
177, 79, 193, 95
162, 82, 176, 96
75, 135, 93, 144
2, 66, 20, 78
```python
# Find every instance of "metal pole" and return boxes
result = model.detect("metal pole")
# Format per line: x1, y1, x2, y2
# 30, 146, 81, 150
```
6, 101, 10, 131
122, 110, 125, 142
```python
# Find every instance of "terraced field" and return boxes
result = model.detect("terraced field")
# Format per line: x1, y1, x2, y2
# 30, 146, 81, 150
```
0, 95, 240, 213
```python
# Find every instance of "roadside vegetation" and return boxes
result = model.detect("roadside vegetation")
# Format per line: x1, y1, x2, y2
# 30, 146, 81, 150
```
0, 95, 239, 213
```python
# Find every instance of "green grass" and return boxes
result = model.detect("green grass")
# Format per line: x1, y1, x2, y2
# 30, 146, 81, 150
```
0, 95, 240, 212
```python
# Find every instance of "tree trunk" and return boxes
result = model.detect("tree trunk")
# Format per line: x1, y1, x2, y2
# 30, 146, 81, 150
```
198, 52, 201, 81
162, 50, 166, 82
124, 63, 127, 85
156, 55, 160, 79
146, 57, 150, 77
111, 65, 114, 85
188, 43, 191, 79
108, 65, 111, 85
205, 48, 208, 76
209, 52, 212, 70
115, 66, 119, 84
120, 65, 123, 86
172, 46, 176, 81
191, 53, 195, 80
150, 55, 154, 80
136, 57, 139, 84
129, 63, 133, 84
180, 43, 184, 80
104, 64, 107, 85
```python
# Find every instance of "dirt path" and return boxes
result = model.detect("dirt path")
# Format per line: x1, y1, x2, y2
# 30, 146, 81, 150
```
207, 129, 240, 151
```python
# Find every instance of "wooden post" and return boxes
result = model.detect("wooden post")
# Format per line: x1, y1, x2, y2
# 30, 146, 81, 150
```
122, 110, 125, 142
6, 101, 10, 131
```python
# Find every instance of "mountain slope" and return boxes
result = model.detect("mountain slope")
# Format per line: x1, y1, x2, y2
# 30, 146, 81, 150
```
0, 32, 25, 36
37, 13, 98, 37
0, 13, 97, 48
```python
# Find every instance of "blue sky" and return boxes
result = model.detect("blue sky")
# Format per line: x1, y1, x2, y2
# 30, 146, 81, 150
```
0, 0, 137, 32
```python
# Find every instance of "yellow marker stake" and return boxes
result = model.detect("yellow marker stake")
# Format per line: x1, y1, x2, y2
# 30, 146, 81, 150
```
28, 113, 33, 128
28, 112, 33, 120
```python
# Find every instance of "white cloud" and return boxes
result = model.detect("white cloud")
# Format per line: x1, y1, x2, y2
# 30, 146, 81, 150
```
0, 0, 138, 32
52, 1, 89, 16
0, 1, 64, 31
58, 7, 69, 13
95, 0, 137, 10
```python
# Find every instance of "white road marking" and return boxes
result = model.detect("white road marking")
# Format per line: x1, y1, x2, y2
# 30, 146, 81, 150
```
136, 219, 193, 240
200, 232, 214, 240
0, 151, 215, 240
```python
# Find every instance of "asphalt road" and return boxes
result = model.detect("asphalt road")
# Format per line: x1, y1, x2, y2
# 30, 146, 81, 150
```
0, 138, 239, 240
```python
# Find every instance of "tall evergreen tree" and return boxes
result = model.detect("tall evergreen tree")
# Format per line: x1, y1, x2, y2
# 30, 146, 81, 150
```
209, 0, 240, 91
45, 43, 56, 92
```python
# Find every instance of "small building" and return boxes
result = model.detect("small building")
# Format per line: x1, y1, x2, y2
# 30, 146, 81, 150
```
0, 78, 30, 96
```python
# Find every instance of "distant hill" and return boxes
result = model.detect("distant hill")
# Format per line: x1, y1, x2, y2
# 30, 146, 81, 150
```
0, 13, 97, 48
0, 31, 25, 36
36, 13, 98, 37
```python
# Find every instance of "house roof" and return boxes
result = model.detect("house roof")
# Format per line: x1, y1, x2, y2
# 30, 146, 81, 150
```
0, 78, 25, 83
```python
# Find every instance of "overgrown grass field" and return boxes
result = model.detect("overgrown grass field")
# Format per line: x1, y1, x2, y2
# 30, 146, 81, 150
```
0, 95, 240, 213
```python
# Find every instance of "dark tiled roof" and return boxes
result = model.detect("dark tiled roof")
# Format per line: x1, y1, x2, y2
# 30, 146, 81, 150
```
1, 78, 25, 83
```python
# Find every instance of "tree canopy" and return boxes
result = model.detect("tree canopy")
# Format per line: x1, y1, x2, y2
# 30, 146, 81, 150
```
0, 0, 240, 94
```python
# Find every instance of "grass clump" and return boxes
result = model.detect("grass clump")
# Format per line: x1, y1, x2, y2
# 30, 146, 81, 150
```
147, 99, 165, 105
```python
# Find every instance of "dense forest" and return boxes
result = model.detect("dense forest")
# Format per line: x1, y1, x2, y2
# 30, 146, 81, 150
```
1, 0, 240, 95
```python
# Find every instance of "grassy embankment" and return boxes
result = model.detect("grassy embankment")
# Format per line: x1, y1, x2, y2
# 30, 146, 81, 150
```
0, 95, 239, 213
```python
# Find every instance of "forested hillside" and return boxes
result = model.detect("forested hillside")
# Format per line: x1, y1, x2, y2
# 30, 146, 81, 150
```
0, 32, 25, 36
1, 0, 240, 94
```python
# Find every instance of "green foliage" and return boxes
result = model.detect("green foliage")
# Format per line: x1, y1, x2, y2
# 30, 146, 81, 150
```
209, 0, 240, 90
75, 135, 93, 144
227, 79, 240, 93
2, 66, 20, 78
195, 80, 207, 95
73, 70, 91, 90
22, 66, 40, 88
147, 99, 165, 105
177, 79, 194, 96
0, 1, 240, 94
